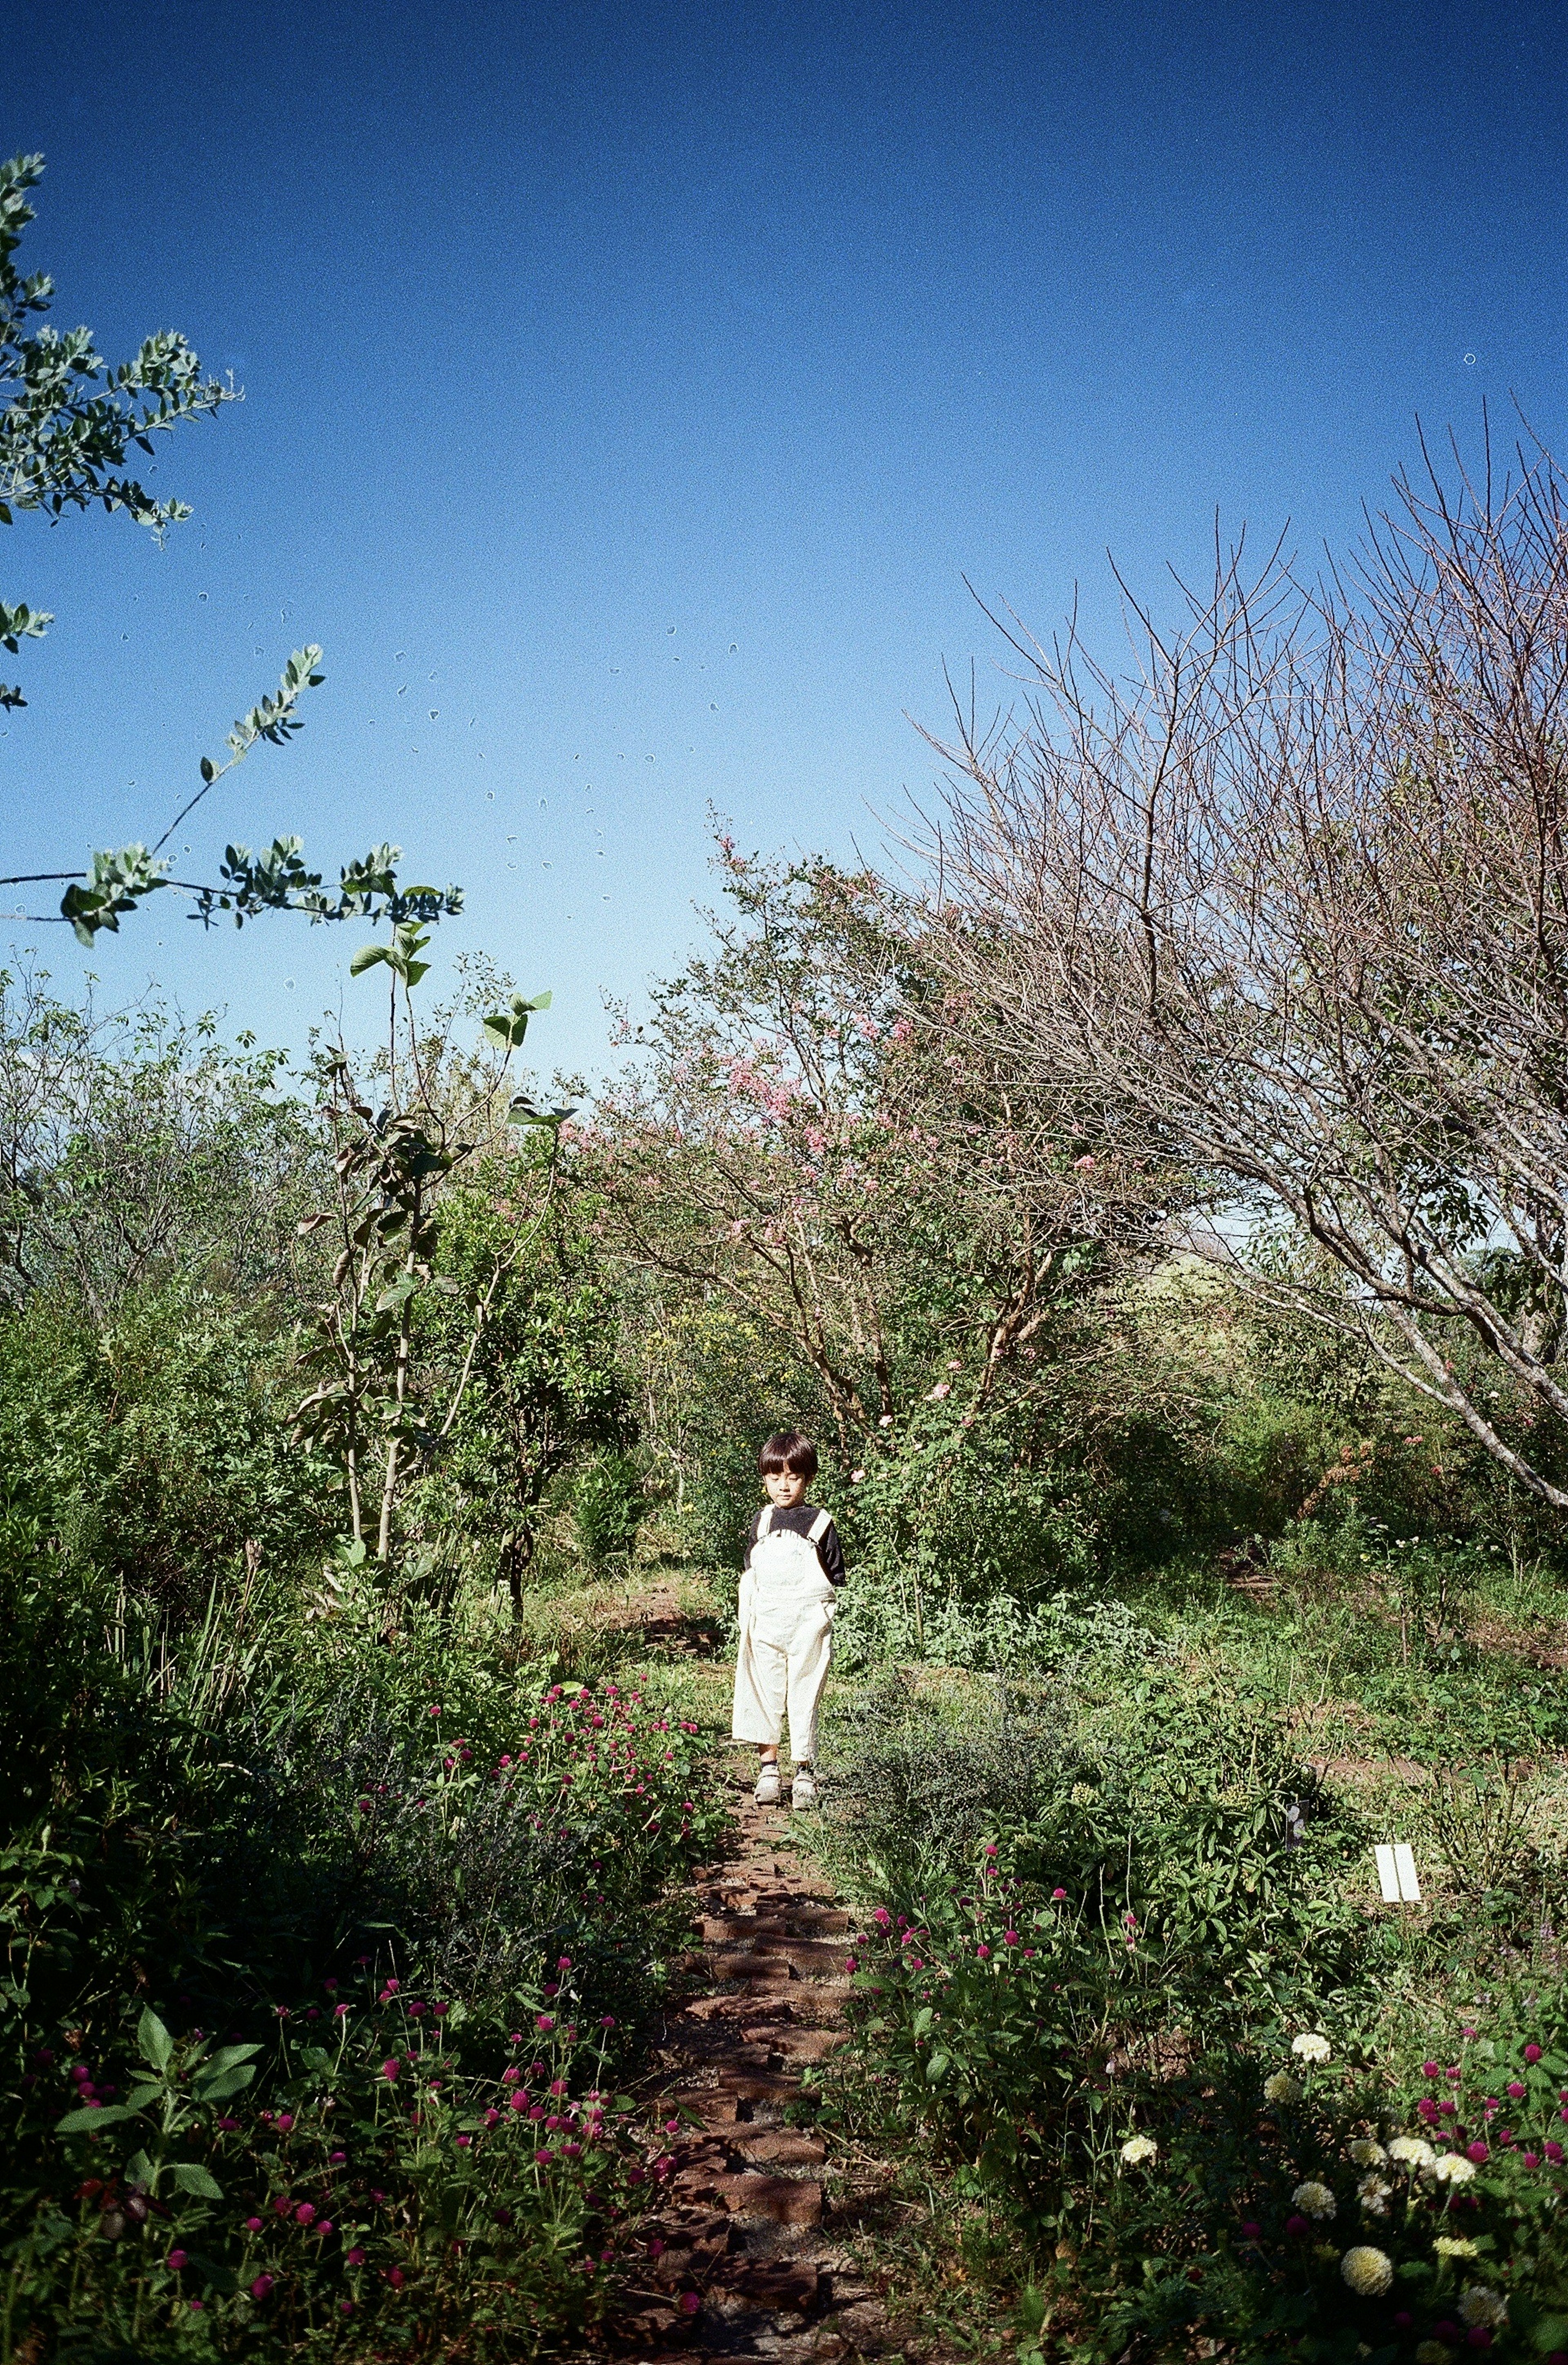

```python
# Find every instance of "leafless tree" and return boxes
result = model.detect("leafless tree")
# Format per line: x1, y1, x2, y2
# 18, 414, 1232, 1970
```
920, 426, 1568, 1507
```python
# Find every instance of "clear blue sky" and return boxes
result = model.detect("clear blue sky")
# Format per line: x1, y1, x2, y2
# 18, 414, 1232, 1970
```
5, 0, 1564, 1080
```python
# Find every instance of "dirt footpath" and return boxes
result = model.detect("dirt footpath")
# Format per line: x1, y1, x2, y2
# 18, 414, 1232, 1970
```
602, 1773, 911, 2363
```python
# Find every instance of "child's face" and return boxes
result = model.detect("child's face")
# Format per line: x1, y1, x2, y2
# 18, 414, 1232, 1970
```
764, 1466, 808, 1509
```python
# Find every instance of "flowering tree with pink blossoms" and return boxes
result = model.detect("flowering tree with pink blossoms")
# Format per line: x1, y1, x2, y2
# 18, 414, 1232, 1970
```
584, 837, 1176, 1466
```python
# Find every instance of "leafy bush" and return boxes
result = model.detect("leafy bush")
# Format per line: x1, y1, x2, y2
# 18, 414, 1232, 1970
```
2, 1508, 726, 2361
0, 1283, 334, 1622
572, 1453, 646, 1572
1058, 2019, 1568, 2364
8, 1981, 644, 2359
826, 1668, 1568, 2363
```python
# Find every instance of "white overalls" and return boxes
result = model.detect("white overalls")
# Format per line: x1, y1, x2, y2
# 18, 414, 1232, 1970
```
731, 1506, 837, 1762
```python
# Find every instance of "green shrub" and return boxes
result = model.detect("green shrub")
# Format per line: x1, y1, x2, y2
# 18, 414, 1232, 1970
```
3, 1675, 724, 2358
571, 1453, 646, 1571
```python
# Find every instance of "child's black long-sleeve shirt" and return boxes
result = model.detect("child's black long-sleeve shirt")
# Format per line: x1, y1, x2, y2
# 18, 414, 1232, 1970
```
744, 1503, 847, 1586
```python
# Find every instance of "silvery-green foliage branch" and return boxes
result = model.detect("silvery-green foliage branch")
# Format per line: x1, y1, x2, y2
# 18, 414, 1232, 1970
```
0, 149, 234, 710
0, 152, 461, 944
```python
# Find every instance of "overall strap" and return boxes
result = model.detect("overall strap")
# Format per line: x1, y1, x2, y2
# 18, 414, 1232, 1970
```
808, 1509, 833, 1544
758, 1505, 774, 1536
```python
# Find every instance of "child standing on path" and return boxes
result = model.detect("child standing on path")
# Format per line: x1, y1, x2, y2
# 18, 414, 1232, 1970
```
731, 1430, 846, 1808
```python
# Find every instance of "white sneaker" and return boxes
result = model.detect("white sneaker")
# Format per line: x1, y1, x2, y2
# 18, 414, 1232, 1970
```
791, 1765, 818, 1809
754, 1761, 781, 1806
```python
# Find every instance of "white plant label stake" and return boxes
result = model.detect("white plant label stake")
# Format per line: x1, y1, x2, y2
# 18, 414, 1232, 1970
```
1374, 1842, 1421, 1903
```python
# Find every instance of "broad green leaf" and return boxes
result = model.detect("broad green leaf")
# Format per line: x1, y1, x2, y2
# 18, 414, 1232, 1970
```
138, 2005, 173, 2072
125, 2149, 153, 2187
925, 2050, 950, 2084
349, 941, 390, 976
56, 2103, 138, 2131
194, 2064, 255, 2101
170, 2161, 224, 2198
203, 2044, 261, 2075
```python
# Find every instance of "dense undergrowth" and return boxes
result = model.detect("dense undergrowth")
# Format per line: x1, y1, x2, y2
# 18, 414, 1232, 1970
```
1, 1509, 724, 2360
810, 1542, 1568, 2365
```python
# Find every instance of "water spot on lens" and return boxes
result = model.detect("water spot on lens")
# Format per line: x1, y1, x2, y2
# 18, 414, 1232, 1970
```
1464, 351, 1477, 365
710, 702, 718, 710
729, 642, 737, 653
397, 685, 407, 695
667, 625, 676, 634
199, 592, 208, 601
285, 979, 295, 989
486, 790, 495, 800
429, 709, 439, 719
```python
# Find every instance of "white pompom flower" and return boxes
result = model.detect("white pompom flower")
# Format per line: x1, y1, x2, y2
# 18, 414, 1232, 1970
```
1292, 2031, 1332, 2063
1263, 2071, 1302, 2105
1291, 2180, 1337, 2220
1120, 2133, 1158, 2165
1357, 2174, 1392, 2216
1347, 2138, 1387, 2167
1387, 2136, 1436, 2170
1432, 2152, 1477, 2185
1459, 2287, 1507, 2330
1341, 2246, 1394, 2297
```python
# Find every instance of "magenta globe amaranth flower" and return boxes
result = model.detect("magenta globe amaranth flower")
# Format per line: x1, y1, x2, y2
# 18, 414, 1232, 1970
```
250, 2274, 274, 2301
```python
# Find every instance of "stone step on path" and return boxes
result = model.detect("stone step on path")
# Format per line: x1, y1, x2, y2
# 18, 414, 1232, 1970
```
602, 1773, 895, 2363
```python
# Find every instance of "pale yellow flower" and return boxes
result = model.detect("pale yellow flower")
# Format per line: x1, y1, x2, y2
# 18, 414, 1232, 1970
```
1357, 2174, 1391, 2215
1432, 2152, 1477, 2186
1387, 2136, 1436, 2170
1263, 2071, 1302, 2105
1459, 2287, 1507, 2330
1347, 2138, 1387, 2167
1433, 2237, 1478, 2260
1119, 2133, 1158, 2165
1292, 2180, 1337, 2220
1415, 2344, 1448, 2364
1341, 2247, 1394, 2297
1292, 2031, 1332, 2063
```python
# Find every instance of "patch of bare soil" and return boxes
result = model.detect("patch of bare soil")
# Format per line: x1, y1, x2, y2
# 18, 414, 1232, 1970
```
1464, 1605, 1568, 1672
